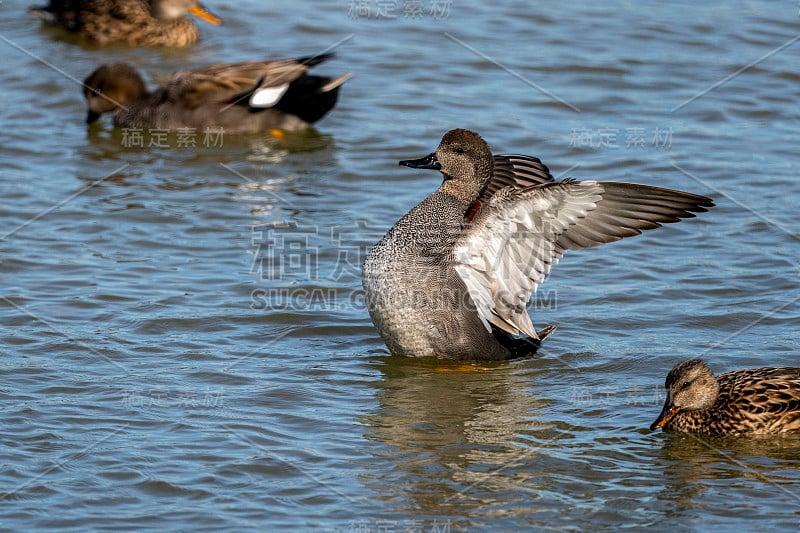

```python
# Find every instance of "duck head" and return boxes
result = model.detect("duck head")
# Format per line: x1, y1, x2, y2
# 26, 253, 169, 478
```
400, 129, 494, 203
83, 64, 148, 124
651, 359, 720, 430
150, 0, 221, 24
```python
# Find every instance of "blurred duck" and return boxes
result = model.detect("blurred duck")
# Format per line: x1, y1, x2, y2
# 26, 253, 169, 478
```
651, 359, 800, 435
82, 53, 352, 132
30, 0, 221, 47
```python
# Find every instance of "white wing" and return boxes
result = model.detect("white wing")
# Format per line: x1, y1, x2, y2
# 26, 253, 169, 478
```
249, 83, 290, 108
454, 180, 713, 337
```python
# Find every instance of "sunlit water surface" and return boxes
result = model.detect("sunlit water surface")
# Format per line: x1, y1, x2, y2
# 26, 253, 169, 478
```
1, 0, 799, 530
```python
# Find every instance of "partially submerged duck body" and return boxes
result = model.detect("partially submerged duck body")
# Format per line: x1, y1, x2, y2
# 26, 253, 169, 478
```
363, 129, 714, 360
82, 54, 351, 132
652, 359, 800, 436
30, 0, 221, 47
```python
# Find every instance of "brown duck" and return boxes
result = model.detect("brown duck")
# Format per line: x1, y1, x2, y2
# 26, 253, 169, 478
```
651, 359, 800, 435
82, 53, 352, 132
30, 0, 221, 47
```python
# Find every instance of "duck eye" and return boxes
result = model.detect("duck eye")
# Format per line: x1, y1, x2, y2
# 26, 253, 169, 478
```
681, 381, 691, 389
454, 147, 466, 154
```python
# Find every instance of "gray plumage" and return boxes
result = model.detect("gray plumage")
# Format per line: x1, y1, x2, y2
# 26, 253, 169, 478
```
363, 129, 714, 360
82, 54, 352, 132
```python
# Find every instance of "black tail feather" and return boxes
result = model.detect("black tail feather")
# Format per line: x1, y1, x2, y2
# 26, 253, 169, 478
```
295, 52, 335, 68
491, 324, 558, 358
273, 75, 342, 124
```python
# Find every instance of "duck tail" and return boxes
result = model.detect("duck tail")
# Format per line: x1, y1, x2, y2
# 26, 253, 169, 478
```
296, 52, 336, 68
491, 323, 557, 358
535, 324, 558, 342
273, 73, 351, 124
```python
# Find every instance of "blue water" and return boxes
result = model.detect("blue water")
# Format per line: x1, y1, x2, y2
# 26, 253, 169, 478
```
1, 0, 799, 530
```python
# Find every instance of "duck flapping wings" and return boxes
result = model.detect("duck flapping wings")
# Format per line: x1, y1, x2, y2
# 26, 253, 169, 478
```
455, 157, 714, 339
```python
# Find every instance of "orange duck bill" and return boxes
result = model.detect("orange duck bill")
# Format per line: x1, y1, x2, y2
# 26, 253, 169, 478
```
190, 4, 222, 25
650, 401, 680, 430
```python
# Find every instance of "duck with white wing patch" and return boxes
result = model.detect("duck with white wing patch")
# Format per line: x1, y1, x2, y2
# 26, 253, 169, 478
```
82, 53, 352, 132
362, 129, 714, 360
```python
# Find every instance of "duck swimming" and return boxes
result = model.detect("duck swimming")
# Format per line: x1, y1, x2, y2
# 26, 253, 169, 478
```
651, 359, 800, 435
82, 53, 351, 132
362, 129, 714, 360
30, 0, 221, 47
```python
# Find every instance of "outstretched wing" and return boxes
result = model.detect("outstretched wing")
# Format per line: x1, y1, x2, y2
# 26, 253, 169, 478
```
454, 180, 713, 337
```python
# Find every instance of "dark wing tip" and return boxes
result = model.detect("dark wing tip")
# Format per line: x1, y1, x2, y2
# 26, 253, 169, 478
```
553, 181, 714, 251
693, 197, 715, 212
297, 53, 336, 68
